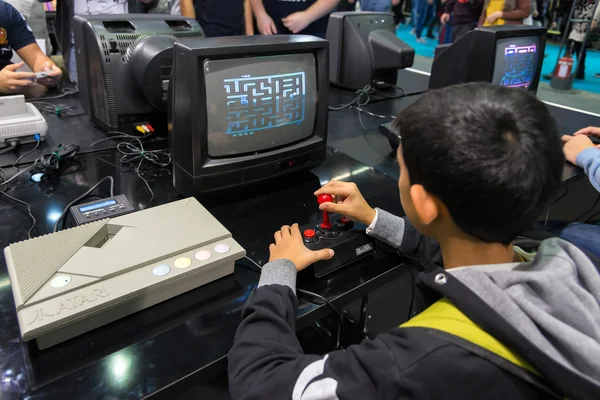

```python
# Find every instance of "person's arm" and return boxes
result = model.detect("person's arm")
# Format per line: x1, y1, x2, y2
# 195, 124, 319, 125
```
479, 7, 486, 25
244, 0, 254, 35
251, 0, 277, 34
315, 181, 442, 268
282, 0, 340, 34
16, 43, 61, 78
228, 226, 402, 400
576, 148, 600, 193
180, 0, 195, 18
500, 0, 531, 21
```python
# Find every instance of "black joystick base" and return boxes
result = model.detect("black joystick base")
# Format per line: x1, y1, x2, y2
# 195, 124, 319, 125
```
300, 214, 375, 278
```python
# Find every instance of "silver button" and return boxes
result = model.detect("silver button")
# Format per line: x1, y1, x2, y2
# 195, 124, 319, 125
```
214, 243, 231, 254
434, 273, 447, 285
152, 264, 171, 276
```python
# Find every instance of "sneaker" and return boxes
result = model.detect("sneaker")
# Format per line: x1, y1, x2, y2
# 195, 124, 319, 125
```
416, 37, 427, 44
594, 73, 600, 79
410, 28, 416, 36
542, 73, 552, 80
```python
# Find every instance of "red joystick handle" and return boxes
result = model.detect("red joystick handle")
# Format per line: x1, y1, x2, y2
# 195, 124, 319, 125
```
317, 194, 334, 230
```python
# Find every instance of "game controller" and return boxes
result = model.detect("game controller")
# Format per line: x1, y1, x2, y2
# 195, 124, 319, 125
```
301, 194, 375, 278
35, 72, 50, 80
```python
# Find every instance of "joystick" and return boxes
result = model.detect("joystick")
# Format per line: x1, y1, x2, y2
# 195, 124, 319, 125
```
317, 194, 334, 230
300, 193, 375, 277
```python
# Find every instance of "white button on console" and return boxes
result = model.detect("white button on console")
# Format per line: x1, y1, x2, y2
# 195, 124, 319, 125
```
214, 243, 230, 254
174, 257, 192, 269
152, 264, 171, 276
50, 275, 72, 288
195, 250, 212, 261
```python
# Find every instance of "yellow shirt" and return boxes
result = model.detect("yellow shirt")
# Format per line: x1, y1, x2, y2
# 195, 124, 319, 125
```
484, 0, 506, 26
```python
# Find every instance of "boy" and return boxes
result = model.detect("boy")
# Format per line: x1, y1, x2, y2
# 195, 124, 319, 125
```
0, 0, 61, 96
250, 0, 339, 38
228, 83, 600, 400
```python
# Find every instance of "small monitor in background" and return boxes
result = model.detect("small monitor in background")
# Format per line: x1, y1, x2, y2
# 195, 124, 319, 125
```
170, 35, 329, 196
327, 12, 415, 90
429, 25, 546, 93
72, 15, 203, 134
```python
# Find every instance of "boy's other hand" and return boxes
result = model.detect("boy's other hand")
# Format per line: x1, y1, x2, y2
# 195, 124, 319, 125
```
0, 63, 35, 93
37, 62, 62, 88
440, 13, 450, 24
257, 12, 277, 35
315, 181, 376, 226
282, 11, 311, 34
573, 126, 600, 137
269, 224, 334, 271
562, 135, 598, 164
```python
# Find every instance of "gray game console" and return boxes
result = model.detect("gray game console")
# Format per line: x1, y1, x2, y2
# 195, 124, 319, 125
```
4, 198, 245, 349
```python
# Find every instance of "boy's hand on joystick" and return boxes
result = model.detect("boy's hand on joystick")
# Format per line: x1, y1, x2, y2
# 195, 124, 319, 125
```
315, 181, 376, 226
269, 224, 335, 271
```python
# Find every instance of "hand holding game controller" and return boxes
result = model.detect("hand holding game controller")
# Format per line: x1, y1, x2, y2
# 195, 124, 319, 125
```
35, 62, 62, 87
269, 224, 334, 271
315, 181, 376, 226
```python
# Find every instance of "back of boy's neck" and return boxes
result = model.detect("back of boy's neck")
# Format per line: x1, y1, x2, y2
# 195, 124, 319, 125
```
440, 234, 516, 270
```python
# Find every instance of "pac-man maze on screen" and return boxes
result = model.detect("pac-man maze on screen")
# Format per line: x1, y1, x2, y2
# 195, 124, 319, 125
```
224, 72, 306, 137
499, 44, 536, 88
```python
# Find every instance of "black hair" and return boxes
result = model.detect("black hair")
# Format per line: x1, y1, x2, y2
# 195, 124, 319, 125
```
393, 83, 564, 244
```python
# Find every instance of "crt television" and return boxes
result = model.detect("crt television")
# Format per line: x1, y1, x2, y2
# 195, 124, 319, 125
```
73, 14, 204, 134
429, 25, 546, 93
326, 12, 414, 90
170, 35, 329, 196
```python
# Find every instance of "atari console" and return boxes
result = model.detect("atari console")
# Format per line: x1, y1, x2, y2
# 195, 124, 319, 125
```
0, 95, 47, 147
4, 198, 245, 349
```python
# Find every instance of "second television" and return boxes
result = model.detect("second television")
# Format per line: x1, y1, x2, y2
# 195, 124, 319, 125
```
429, 25, 546, 92
170, 35, 329, 196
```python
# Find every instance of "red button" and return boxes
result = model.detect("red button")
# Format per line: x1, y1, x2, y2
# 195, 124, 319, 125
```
303, 229, 316, 238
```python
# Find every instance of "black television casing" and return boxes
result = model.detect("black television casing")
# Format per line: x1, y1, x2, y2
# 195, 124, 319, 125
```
72, 14, 204, 133
327, 12, 414, 89
429, 25, 546, 93
170, 35, 329, 196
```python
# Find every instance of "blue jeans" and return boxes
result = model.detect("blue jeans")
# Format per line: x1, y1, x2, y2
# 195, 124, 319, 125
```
360, 0, 391, 11
558, 222, 600, 259
414, 0, 435, 38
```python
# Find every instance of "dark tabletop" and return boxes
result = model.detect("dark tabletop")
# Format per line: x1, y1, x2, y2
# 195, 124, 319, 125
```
0, 141, 407, 398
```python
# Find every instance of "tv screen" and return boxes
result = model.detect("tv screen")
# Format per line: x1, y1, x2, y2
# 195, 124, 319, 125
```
492, 36, 540, 89
204, 53, 318, 158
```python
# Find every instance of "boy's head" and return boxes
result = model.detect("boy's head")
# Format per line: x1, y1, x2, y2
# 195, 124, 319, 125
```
393, 83, 564, 245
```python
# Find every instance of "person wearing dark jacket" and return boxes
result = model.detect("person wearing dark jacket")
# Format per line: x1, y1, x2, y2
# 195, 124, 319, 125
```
441, 0, 484, 41
228, 82, 600, 400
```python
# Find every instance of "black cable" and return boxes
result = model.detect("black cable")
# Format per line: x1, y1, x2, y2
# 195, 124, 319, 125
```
53, 176, 115, 232
31, 101, 85, 118
0, 142, 18, 156
26, 79, 79, 101
551, 187, 569, 205
0, 190, 36, 239
329, 85, 396, 130
116, 138, 170, 210
13, 136, 42, 168
32, 143, 79, 175
242, 256, 345, 350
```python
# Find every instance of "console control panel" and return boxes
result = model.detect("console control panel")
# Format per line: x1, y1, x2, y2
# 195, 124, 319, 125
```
70, 194, 134, 226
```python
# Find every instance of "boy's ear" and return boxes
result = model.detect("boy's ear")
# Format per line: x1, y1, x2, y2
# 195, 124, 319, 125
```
409, 184, 440, 225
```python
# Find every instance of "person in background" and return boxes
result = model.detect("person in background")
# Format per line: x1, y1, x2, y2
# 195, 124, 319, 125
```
360, 0, 400, 12
181, 0, 250, 37
6, 0, 52, 54
591, 7, 599, 78
414, 0, 436, 43
440, 0, 483, 42
561, 126, 600, 257
0, 0, 61, 97
169, 0, 181, 14
425, 0, 442, 38
250, 0, 340, 38
560, 0, 597, 79
479, 0, 531, 26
